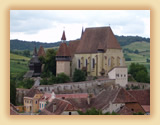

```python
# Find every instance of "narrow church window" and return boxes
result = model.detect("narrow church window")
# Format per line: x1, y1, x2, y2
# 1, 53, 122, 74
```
92, 58, 95, 69
108, 58, 111, 66
77, 59, 81, 69
85, 59, 88, 67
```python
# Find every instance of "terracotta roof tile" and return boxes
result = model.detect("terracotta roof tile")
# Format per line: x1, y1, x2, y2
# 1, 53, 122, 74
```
128, 90, 150, 105
113, 88, 137, 103
38, 46, 46, 57
118, 105, 134, 115
25, 88, 43, 98
56, 93, 88, 99
68, 40, 80, 57
10, 103, 19, 115
56, 42, 71, 57
76, 27, 121, 54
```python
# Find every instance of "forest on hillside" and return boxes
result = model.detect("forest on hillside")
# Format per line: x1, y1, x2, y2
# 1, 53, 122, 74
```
10, 35, 150, 51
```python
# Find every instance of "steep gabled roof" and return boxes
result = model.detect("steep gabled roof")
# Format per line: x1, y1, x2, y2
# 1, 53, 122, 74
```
56, 42, 71, 57
10, 103, 19, 115
113, 88, 137, 103
68, 40, 80, 57
76, 27, 121, 54
128, 90, 150, 105
38, 46, 46, 57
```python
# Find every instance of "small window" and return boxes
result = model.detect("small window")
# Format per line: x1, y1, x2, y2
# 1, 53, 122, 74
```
40, 104, 41, 108
78, 59, 81, 69
131, 108, 134, 111
124, 74, 126, 77
35, 101, 37, 104
108, 58, 111, 66
85, 59, 88, 67
42, 104, 43, 108
69, 112, 72, 115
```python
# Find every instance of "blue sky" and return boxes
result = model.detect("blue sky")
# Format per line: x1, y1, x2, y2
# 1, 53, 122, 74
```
10, 10, 150, 43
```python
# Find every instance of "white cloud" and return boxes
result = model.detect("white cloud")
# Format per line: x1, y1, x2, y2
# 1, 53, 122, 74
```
10, 10, 150, 43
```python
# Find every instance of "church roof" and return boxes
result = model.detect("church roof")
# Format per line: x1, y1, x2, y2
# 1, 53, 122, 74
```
61, 30, 66, 41
56, 42, 71, 57
68, 40, 80, 57
38, 46, 46, 57
30, 46, 41, 63
76, 27, 121, 54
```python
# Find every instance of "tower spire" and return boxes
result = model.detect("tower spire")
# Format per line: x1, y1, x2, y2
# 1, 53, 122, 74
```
61, 29, 66, 42
81, 27, 84, 39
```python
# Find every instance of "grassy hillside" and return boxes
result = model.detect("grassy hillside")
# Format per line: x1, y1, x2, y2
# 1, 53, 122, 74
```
10, 53, 30, 76
122, 41, 150, 73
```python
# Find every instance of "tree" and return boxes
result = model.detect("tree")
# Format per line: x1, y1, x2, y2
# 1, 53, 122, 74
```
23, 79, 34, 89
43, 49, 57, 76
10, 77, 16, 105
56, 73, 70, 83
72, 69, 86, 82
129, 63, 150, 83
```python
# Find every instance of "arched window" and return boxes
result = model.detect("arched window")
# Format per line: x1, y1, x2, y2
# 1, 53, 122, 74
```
108, 58, 111, 66
85, 59, 88, 67
120, 58, 122, 66
77, 59, 80, 69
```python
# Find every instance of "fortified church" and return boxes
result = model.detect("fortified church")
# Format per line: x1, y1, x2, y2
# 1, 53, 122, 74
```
56, 26, 127, 86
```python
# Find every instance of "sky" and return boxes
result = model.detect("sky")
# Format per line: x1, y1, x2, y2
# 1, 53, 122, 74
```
10, 10, 150, 43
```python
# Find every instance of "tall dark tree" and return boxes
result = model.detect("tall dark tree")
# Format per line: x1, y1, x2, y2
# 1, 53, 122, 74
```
10, 76, 16, 105
44, 49, 57, 76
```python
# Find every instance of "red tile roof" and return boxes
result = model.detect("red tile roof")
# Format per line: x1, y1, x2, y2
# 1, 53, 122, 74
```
39, 93, 52, 102
56, 42, 71, 57
39, 98, 76, 115
56, 93, 89, 99
76, 27, 121, 54
38, 46, 46, 57
128, 90, 150, 105
142, 105, 150, 112
113, 88, 137, 103
68, 40, 80, 57
61, 30, 66, 41
118, 105, 134, 115
25, 88, 43, 98
10, 103, 19, 115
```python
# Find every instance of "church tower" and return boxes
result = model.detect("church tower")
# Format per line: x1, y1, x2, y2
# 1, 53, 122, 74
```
56, 30, 71, 76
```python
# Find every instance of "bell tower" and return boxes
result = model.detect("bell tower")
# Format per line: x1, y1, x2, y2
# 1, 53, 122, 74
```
56, 30, 71, 76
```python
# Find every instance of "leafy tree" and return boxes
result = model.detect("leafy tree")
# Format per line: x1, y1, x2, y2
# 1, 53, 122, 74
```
23, 79, 34, 89
10, 76, 16, 105
56, 73, 70, 83
129, 63, 150, 83
43, 49, 57, 76
73, 69, 86, 82
134, 49, 139, 54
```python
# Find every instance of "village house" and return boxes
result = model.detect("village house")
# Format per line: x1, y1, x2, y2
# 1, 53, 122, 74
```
23, 88, 43, 113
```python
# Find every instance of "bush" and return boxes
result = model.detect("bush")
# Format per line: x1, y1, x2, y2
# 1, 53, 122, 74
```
23, 79, 34, 89
73, 69, 86, 82
56, 73, 70, 83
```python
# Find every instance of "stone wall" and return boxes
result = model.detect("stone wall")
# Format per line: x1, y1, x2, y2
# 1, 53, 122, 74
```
16, 88, 29, 105
37, 78, 115, 95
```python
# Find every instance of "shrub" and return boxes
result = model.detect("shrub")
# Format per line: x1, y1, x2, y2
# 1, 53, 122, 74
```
73, 69, 86, 82
56, 73, 70, 83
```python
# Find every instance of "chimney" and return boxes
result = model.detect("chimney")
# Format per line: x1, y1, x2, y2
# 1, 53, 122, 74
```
87, 94, 92, 105
51, 90, 55, 99
53, 102, 57, 112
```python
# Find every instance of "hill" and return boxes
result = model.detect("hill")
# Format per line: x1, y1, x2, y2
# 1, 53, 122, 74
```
10, 35, 149, 51
10, 53, 30, 76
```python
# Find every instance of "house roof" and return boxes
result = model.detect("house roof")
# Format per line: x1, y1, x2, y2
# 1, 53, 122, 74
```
76, 27, 121, 54
38, 46, 46, 57
68, 40, 80, 57
118, 105, 134, 115
56, 42, 71, 57
10, 103, 19, 115
39, 93, 52, 102
113, 88, 137, 103
128, 89, 150, 105
40, 98, 76, 115
56, 93, 89, 99
142, 105, 150, 112
25, 88, 43, 98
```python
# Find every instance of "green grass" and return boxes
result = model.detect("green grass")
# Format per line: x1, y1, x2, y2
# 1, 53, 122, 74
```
122, 41, 150, 52
10, 53, 30, 75
123, 41, 150, 74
